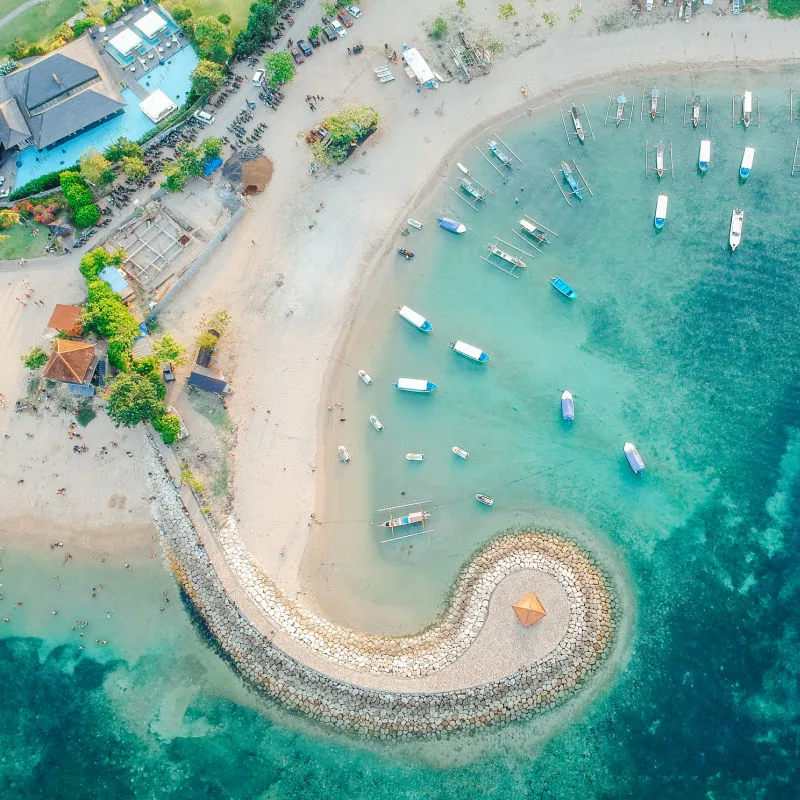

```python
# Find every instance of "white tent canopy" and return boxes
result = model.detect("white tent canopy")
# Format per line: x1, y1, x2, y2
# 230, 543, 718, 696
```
139, 89, 177, 123
135, 9, 168, 39
109, 28, 143, 56
403, 47, 437, 89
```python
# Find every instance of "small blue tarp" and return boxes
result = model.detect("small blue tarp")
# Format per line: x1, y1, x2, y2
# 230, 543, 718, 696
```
99, 266, 129, 295
203, 157, 223, 176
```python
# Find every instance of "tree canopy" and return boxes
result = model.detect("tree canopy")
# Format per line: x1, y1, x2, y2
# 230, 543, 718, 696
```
193, 16, 232, 63
121, 156, 148, 180
190, 59, 225, 98
106, 370, 165, 427
106, 137, 144, 163
153, 333, 188, 366
264, 51, 296, 89
79, 149, 114, 185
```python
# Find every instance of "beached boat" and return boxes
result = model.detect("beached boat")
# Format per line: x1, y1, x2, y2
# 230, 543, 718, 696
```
692, 95, 701, 128
551, 276, 577, 300
560, 161, 583, 200
488, 243, 526, 269
649, 87, 660, 120
369, 415, 383, 431
655, 142, 665, 178
397, 248, 414, 260
451, 340, 490, 363
729, 208, 744, 251
519, 218, 548, 244
488, 139, 512, 167
457, 162, 471, 176
615, 95, 627, 126
459, 177, 484, 201
742, 90, 753, 128
358, 369, 373, 385
338, 445, 351, 463
407, 219, 423, 229
623, 442, 645, 474
382, 510, 431, 528
393, 378, 438, 393
475, 494, 494, 507
571, 105, 585, 143
438, 217, 467, 234
561, 390, 575, 423
452, 446, 470, 459
406, 452, 425, 461
698, 139, 711, 173
654, 194, 668, 230
740, 146, 755, 180
398, 305, 432, 332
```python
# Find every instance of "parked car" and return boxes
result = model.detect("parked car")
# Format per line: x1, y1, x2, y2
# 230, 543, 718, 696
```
291, 47, 305, 64
252, 69, 265, 86
346, 5, 362, 17
162, 362, 175, 382
0, 188, 9, 199
337, 10, 353, 27
309, 35, 321, 47
297, 39, 312, 56
322, 25, 337, 41
192, 109, 215, 125
331, 18, 346, 37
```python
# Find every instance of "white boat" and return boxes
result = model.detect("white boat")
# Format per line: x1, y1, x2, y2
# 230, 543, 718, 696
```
394, 378, 438, 393
649, 87, 659, 120
615, 94, 627, 126
451, 340, 490, 363
358, 369, 373, 385
739, 146, 754, 180
488, 243, 526, 269
457, 162, 471, 176
398, 305, 432, 332
382, 510, 430, 529
519, 218, 548, 244
655, 142, 665, 178
570, 105, 585, 143
379, 75, 395, 84
698, 139, 711, 173
338, 445, 351, 463
475, 493, 494, 507
369, 415, 383, 431
488, 140, 511, 166
729, 208, 744, 251
406, 452, 425, 461
654, 194, 668, 230
459, 177, 485, 201
742, 90, 752, 128
692, 95, 701, 128
623, 442, 645, 474
561, 390, 575, 423
407, 218, 423, 229
452, 446, 470, 459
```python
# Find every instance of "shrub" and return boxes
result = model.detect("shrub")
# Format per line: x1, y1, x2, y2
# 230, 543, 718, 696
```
107, 338, 131, 371
180, 467, 204, 494
75, 204, 101, 228
0, 209, 20, 229
32, 205, 57, 225
769, 0, 800, 16
569, 5, 583, 20
498, 2, 517, 18
0, 59, 19, 76
430, 17, 448, 38
106, 137, 144, 163
217, 12, 231, 24
542, 10, 559, 26
8, 171, 63, 201
121, 156, 148, 180
171, 7, 193, 22
21, 345, 48, 370
73, 17, 98, 36
64, 185, 93, 209
153, 412, 182, 444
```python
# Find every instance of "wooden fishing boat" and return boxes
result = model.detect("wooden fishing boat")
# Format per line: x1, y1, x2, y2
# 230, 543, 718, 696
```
394, 378, 438, 393
459, 177, 484, 201
649, 87, 659, 120
561, 390, 575, 423
397, 248, 415, 260
561, 161, 583, 200
615, 94, 627, 126
740, 146, 755, 180
624, 442, 645, 474
692, 95, 701, 128
475, 494, 494, 507
742, 90, 753, 128
551, 276, 577, 299
358, 369, 373, 385
438, 217, 467, 234
519, 218, 548, 244
654, 194, 668, 230
452, 446, 470, 459
382, 510, 431, 529
398, 305, 432, 332
457, 162, 471, 176
571, 105, 585, 143
406, 452, 425, 461
451, 340, 490, 363
338, 445, 351, 463
488, 243, 526, 269
729, 208, 744, 251
698, 139, 711, 173
369, 415, 383, 431
656, 142, 665, 178
407, 218, 423, 229
488, 139, 512, 167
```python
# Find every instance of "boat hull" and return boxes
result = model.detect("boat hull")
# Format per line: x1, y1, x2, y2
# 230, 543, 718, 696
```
369, 415, 383, 431
475, 494, 494, 507
394, 379, 437, 393
438, 217, 467, 234
561, 391, 575, 422
358, 370, 373, 385
729, 209, 744, 251
407, 219, 423, 229
551, 276, 577, 300
452, 446, 470, 459
624, 442, 645, 474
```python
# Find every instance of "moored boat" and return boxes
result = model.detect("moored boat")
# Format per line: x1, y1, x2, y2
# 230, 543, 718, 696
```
743, 90, 753, 128
488, 243, 526, 269
519, 218, 548, 243
698, 139, 711, 173
655, 142, 665, 178
488, 139, 512, 166
397, 248, 414, 260
394, 378, 438, 393
452, 446, 470, 459
561, 390, 575, 423
654, 194, 668, 230
358, 369, 373, 385
338, 445, 351, 463
451, 340, 490, 363
560, 161, 583, 200
571, 105, 585, 143
692, 95, 701, 128
398, 305, 432, 332
369, 415, 383, 431
407, 218, 423, 229
729, 208, 744, 251
475, 493, 494, 507
438, 216, 467, 234
551, 276, 577, 299
459, 177, 484, 201
740, 146, 755, 180
406, 452, 425, 461
649, 87, 659, 120
623, 442, 645, 474
615, 94, 626, 126
382, 510, 431, 528
457, 162, 471, 176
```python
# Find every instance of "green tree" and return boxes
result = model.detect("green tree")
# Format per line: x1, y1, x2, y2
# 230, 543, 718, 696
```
153, 333, 188, 366
9, 40, 32, 60
179, 147, 205, 177
201, 137, 223, 159
498, 2, 517, 19
121, 156, 148, 180
79, 149, 114, 185
75, 204, 101, 228
73, 17, 98, 36
105, 137, 144, 163
456, 0, 466, 8
107, 337, 131, 371
106, 371, 166, 427
430, 17, 448, 39
190, 59, 225, 98
193, 16, 232, 63
59, 170, 84, 189
21, 345, 48, 370
161, 162, 187, 193
323, 104, 379, 144
171, 7, 193, 22
199, 308, 231, 337
64, 185, 93, 209
264, 50, 296, 89
309, 24, 323, 38
83, 280, 140, 342
153, 412, 182, 444
217, 12, 231, 24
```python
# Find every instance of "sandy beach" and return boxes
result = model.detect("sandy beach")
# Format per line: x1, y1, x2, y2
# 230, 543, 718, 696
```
3, 0, 800, 633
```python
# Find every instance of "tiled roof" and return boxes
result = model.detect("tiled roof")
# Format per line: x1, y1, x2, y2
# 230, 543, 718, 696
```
47, 304, 84, 336
43, 339, 95, 384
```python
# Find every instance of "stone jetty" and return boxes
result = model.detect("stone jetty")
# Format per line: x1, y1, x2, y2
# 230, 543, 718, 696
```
145, 434, 619, 738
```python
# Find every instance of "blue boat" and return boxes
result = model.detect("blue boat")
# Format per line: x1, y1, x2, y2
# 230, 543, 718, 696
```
698, 139, 711, 173
551, 276, 577, 300
488, 139, 512, 166
560, 161, 583, 200
438, 217, 467, 234
740, 146, 754, 180
654, 194, 668, 231
398, 305, 432, 332
451, 340, 490, 363
393, 378, 438, 393
561, 390, 575, 423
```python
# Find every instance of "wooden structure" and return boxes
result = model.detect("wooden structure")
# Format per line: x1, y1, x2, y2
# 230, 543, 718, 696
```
512, 593, 547, 627
560, 103, 595, 144
42, 340, 96, 386
47, 304, 83, 337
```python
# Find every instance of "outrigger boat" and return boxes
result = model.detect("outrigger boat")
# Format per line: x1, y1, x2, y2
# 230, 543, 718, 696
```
338, 445, 351, 463
407, 218, 423, 229
692, 95, 701, 128
475, 494, 494, 507
551, 276, 577, 300
394, 378, 438, 393
729, 208, 744, 252
438, 216, 467, 234
654, 194, 668, 230
742, 90, 753, 128
488, 242, 526, 269
561, 390, 575, 423
698, 139, 711, 173
406, 452, 425, 461
382, 509, 431, 529
397, 248, 414, 260
457, 162, 471, 176
740, 146, 755, 180
615, 94, 627, 126
561, 161, 583, 200
488, 139, 512, 167
571, 105, 585, 143
398, 305, 432, 332
452, 446, 470, 459
459, 177, 485, 202
519, 218, 548, 244
655, 142, 665, 178
358, 369, 373, 385
649, 87, 660, 120
369, 415, 383, 431
451, 340, 490, 363
624, 442, 645, 475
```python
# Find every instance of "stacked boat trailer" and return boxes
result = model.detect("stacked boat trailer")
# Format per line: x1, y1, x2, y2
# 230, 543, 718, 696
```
481, 235, 532, 279
550, 160, 593, 206
475, 132, 526, 177
512, 215, 559, 253
683, 96, 709, 127
604, 94, 634, 127
560, 103, 596, 143
641, 87, 667, 123
645, 141, 674, 180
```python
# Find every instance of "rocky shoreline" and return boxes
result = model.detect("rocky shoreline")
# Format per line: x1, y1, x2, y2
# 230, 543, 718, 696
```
146, 435, 619, 738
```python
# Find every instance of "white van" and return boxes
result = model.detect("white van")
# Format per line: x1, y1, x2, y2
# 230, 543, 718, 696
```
253, 69, 265, 86
192, 110, 215, 125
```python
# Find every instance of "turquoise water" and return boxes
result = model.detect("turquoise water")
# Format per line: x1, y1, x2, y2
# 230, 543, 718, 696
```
3, 74, 800, 797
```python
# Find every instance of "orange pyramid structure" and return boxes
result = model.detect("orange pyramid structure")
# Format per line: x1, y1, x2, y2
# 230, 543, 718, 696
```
512, 592, 546, 627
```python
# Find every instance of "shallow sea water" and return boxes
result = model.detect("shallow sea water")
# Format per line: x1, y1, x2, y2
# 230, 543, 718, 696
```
2, 72, 800, 798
